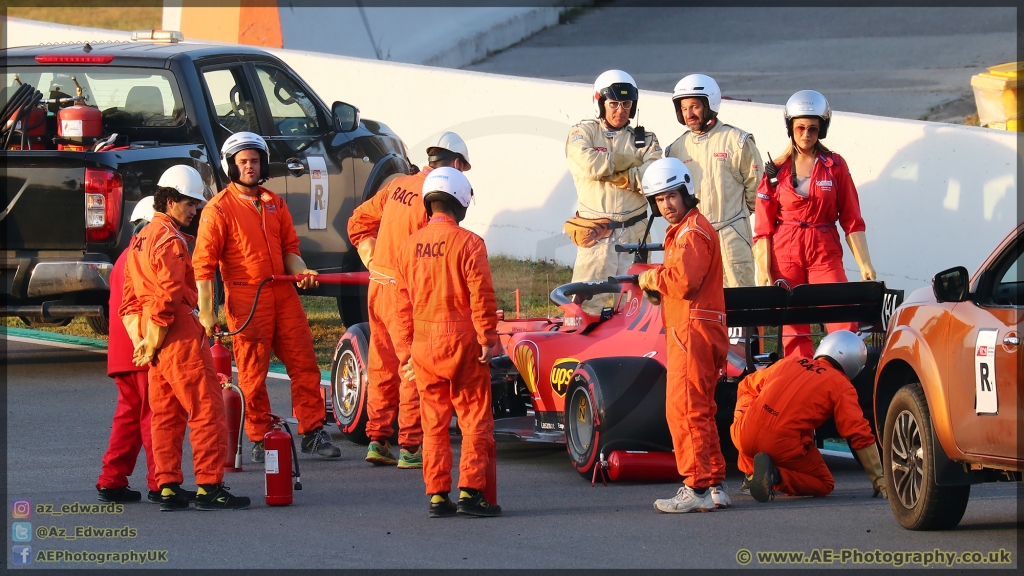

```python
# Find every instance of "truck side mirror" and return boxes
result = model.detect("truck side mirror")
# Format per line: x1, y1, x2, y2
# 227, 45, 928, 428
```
932, 266, 969, 303
332, 101, 360, 132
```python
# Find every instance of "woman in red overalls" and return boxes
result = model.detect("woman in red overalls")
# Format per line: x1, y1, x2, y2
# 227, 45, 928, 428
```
753, 90, 877, 358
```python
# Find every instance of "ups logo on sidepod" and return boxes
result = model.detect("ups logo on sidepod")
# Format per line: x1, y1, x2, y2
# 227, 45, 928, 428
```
549, 358, 580, 397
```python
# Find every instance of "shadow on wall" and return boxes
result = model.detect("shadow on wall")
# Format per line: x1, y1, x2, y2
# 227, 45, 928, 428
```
853, 127, 1019, 292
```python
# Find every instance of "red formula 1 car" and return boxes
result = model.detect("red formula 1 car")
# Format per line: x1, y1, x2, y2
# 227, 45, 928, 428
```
329, 241, 902, 482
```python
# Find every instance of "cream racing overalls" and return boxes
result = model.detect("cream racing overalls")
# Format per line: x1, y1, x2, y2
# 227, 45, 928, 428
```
666, 120, 763, 288
566, 119, 662, 314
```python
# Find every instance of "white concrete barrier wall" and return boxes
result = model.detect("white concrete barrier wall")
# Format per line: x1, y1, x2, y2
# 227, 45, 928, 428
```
5, 18, 1019, 293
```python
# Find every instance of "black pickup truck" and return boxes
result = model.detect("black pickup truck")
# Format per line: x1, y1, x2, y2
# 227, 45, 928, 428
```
2, 32, 411, 333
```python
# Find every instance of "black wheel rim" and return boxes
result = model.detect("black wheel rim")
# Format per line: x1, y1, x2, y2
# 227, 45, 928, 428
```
890, 409, 923, 509
333, 348, 361, 422
567, 387, 593, 456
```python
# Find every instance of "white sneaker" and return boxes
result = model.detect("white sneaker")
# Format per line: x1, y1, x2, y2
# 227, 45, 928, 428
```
654, 485, 716, 514
710, 483, 731, 509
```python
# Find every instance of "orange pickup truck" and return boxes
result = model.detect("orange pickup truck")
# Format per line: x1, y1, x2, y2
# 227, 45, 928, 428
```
873, 221, 1021, 530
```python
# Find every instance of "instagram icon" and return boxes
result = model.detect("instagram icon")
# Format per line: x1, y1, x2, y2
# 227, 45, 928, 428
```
12, 500, 31, 518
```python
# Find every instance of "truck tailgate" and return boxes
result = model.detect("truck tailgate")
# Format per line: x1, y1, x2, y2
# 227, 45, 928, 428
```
2, 154, 86, 250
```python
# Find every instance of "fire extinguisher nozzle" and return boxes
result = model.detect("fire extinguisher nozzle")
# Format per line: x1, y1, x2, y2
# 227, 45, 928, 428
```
294, 480, 302, 490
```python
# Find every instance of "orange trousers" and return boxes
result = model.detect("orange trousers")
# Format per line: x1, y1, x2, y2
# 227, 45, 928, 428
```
365, 279, 422, 446
226, 283, 325, 439
733, 414, 834, 497
413, 324, 494, 495
148, 315, 227, 487
666, 323, 727, 489
771, 224, 857, 358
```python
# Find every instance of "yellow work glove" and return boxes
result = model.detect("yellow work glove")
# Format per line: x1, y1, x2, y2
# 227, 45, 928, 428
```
613, 152, 642, 173
197, 279, 217, 337
121, 314, 143, 347
638, 269, 659, 292
401, 357, 416, 382
855, 445, 887, 499
356, 238, 376, 270
753, 238, 772, 286
284, 252, 319, 289
846, 231, 877, 281
133, 320, 168, 367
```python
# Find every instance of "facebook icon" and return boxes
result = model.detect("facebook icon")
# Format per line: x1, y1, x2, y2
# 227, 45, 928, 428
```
13, 545, 33, 565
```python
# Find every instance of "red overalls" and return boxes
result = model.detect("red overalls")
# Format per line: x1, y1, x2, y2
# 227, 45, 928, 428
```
754, 151, 866, 357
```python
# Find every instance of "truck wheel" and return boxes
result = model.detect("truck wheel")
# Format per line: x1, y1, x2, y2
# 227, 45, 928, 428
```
883, 383, 970, 530
331, 323, 372, 444
86, 314, 109, 336
564, 357, 673, 479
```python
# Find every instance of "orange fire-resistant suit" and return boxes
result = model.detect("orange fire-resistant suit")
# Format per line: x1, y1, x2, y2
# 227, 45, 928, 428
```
754, 151, 866, 357
731, 356, 876, 497
119, 212, 227, 487
193, 183, 325, 440
644, 208, 728, 489
394, 214, 499, 495
347, 168, 432, 447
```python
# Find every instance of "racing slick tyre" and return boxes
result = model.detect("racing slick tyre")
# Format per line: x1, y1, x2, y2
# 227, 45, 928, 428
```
565, 357, 674, 479
883, 383, 970, 530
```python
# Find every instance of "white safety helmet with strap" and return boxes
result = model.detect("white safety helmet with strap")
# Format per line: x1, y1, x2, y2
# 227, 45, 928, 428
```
421, 166, 473, 222
426, 131, 471, 171
129, 195, 156, 223
672, 74, 721, 127
593, 69, 639, 120
785, 90, 832, 139
640, 157, 695, 217
157, 165, 207, 204
220, 131, 270, 182
813, 330, 867, 379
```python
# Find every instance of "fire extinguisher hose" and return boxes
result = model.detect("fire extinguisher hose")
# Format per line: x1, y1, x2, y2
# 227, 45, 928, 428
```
213, 272, 369, 338
278, 420, 302, 491
224, 382, 246, 470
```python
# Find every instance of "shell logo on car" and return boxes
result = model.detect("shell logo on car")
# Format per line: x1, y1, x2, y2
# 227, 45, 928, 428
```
514, 341, 540, 394
549, 358, 580, 397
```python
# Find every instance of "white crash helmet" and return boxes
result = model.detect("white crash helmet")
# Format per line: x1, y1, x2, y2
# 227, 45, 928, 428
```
640, 157, 695, 217
426, 131, 471, 171
593, 69, 639, 120
671, 74, 721, 126
129, 195, 156, 223
785, 90, 832, 139
422, 166, 473, 222
814, 330, 867, 379
157, 165, 206, 204
220, 131, 270, 182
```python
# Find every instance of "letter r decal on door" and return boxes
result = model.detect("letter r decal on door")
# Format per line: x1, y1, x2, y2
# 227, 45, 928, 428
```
308, 156, 329, 230
975, 328, 998, 414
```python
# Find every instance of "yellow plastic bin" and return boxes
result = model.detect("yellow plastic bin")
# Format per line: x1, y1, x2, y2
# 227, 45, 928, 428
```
970, 62, 1021, 131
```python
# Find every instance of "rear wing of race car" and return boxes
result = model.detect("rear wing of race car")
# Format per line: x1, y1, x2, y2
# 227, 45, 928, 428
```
725, 282, 903, 330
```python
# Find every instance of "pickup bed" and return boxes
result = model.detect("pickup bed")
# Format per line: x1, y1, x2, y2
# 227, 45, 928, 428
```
2, 34, 411, 333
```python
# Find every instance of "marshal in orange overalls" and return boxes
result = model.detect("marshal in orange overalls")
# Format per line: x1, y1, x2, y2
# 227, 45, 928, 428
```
119, 212, 227, 487
393, 214, 499, 495
731, 356, 876, 496
347, 168, 433, 447
643, 208, 728, 489
193, 183, 325, 440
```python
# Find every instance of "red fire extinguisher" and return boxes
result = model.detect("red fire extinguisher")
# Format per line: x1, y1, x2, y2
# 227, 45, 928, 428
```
484, 442, 498, 505
57, 77, 101, 152
211, 335, 245, 472
265, 414, 302, 506
606, 450, 681, 482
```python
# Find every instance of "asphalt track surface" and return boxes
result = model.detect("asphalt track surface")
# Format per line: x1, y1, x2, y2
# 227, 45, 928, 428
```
3, 336, 1020, 570
466, 4, 1018, 122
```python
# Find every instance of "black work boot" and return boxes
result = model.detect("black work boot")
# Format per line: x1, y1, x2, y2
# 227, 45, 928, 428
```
150, 488, 196, 504
301, 427, 342, 459
194, 484, 251, 511
251, 440, 265, 464
97, 485, 141, 503
429, 493, 457, 518
750, 452, 782, 503
158, 483, 191, 512
457, 488, 501, 517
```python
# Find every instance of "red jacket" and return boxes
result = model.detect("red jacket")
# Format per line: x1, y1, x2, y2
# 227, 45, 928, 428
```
753, 150, 866, 242
734, 356, 876, 450
107, 248, 147, 376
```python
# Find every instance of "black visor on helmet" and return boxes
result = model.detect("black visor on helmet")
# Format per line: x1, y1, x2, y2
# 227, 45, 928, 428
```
600, 82, 638, 102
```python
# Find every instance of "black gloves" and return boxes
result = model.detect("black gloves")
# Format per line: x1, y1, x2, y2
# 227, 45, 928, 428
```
764, 153, 779, 187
